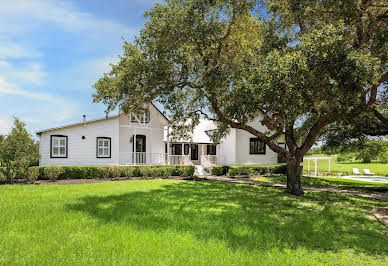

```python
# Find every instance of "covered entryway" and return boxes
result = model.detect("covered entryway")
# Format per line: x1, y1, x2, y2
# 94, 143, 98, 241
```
132, 135, 146, 164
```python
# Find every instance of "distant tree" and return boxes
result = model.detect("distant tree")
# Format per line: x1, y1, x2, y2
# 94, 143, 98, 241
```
0, 117, 39, 182
94, 0, 387, 195
326, 139, 388, 163
355, 140, 388, 163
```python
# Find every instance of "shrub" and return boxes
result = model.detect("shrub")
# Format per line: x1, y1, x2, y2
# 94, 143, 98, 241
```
0, 170, 4, 182
212, 164, 287, 177
211, 166, 229, 176
43, 167, 64, 182
31, 165, 195, 180
227, 166, 252, 176
100, 166, 121, 178
25, 168, 39, 182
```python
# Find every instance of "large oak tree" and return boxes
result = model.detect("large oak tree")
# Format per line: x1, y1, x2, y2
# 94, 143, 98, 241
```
94, 0, 387, 195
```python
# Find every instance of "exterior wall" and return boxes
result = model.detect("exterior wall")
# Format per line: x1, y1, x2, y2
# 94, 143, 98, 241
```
119, 110, 165, 154
218, 128, 237, 165
234, 117, 279, 165
39, 117, 120, 166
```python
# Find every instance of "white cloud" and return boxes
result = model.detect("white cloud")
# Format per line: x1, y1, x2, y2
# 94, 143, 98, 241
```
0, 38, 41, 60
0, 77, 57, 103
0, 0, 136, 39
0, 117, 11, 135
0, 60, 47, 85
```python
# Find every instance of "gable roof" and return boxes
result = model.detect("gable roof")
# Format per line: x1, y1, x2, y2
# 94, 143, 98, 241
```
164, 119, 218, 144
36, 103, 169, 136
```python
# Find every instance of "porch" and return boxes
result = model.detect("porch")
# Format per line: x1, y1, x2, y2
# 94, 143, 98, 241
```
118, 151, 218, 166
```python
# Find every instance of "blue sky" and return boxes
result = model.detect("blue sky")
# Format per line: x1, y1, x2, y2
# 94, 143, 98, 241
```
0, 0, 161, 136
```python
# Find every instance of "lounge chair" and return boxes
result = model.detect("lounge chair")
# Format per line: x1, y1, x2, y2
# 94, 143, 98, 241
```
364, 169, 375, 176
353, 168, 361, 175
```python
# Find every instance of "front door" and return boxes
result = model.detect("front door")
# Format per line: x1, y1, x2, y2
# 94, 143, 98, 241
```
191, 144, 198, 160
133, 135, 146, 164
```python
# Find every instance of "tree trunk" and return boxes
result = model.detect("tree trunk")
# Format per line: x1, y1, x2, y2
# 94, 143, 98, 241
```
286, 158, 304, 195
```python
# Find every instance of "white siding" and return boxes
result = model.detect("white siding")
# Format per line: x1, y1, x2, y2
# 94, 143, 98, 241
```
119, 106, 165, 154
219, 128, 237, 165
39, 117, 120, 166
234, 116, 279, 165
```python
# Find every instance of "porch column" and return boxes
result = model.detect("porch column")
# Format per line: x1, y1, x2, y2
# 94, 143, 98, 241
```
314, 159, 318, 176
134, 126, 137, 166
167, 124, 170, 165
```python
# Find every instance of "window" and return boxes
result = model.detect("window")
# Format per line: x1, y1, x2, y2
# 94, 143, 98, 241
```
97, 137, 111, 158
171, 144, 182, 155
50, 135, 68, 158
184, 144, 190, 155
206, 144, 216, 155
130, 110, 150, 123
249, 138, 266, 154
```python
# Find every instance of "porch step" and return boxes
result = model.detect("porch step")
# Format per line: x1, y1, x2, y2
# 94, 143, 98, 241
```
194, 165, 207, 177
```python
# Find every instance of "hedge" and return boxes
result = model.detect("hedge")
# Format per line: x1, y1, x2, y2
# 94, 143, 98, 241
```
30, 165, 195, 180
211, 164, 287, 176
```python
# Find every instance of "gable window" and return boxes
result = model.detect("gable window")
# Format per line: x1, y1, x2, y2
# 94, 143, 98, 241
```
249, 138, 266, 154
130, 110, 150, 123
97, 137, 111, 158
50, 135, 68, 158
206, 144, 217, 155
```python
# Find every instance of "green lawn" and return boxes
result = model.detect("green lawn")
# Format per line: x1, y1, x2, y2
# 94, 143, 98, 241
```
257, 176, 388, 192
303, 157, 388, 176
0, 180, 387, 265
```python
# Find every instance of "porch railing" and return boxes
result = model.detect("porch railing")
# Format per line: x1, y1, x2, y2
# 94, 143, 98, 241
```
201, 155, 218, 168
168, 155, 191, 165
119, 152, 165, 165
119, 153, 192, 165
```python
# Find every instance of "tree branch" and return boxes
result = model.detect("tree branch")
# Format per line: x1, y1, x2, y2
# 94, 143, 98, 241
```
372, 108, 388, 127
299, 114, 332, 155
367, 71, 388, 106
208, 97, 288, 156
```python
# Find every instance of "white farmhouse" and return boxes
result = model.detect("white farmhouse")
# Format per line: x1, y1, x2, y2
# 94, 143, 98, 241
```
37, 104, 285, 167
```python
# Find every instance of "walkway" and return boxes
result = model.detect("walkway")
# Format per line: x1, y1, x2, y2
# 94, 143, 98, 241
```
205, 176, 388, 202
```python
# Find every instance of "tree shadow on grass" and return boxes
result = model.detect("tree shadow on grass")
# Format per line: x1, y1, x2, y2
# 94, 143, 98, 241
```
66, 181, 388, 255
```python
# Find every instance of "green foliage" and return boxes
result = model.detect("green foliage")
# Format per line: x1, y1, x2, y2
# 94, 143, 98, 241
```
211, 164, 287, 176
31, 165, 195, 180
25, 168, 39, 182
0, 117, 39, 182
211, 166, 229, 176
354, 140, 388, 163
0, 169, 4, 182
378, 150, 388, 164
101, 166, 121, 179
336, 153, 353, 162
43, 167, 65, 182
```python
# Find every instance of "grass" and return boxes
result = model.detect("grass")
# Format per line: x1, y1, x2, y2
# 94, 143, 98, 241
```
0, 180, 387, 265
256, 176, 388, 192
303, 157, 388, 176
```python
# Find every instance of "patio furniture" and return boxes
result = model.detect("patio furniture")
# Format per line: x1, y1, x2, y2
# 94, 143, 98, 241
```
364, 169, 375, 176
353, 168, 361, 175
